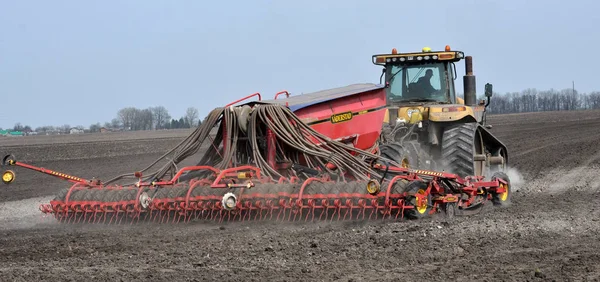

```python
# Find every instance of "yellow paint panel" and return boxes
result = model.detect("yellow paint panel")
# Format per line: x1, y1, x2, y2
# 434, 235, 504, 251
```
383, 108, 389, 123
428, 105, 476, 122
397, 106, 428, 124
374, 51, 462, 63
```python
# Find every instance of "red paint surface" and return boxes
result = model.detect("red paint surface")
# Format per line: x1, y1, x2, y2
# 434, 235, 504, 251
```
293, 88, 387, 151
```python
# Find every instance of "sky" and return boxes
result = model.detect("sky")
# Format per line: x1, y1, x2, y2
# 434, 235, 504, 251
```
1, 0, 598, 128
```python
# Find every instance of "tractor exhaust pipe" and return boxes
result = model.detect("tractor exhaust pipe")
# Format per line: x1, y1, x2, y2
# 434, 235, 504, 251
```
463, 56, 477, 106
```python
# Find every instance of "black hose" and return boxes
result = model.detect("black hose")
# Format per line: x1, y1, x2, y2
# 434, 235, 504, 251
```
103, 103, 398, 186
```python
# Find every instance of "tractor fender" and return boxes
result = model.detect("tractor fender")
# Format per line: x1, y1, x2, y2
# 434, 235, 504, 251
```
476, 124, 509, 165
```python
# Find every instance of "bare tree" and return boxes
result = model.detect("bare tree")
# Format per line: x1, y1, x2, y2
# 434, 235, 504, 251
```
111, 118, 121, 129
35, 125, 56, 133
13, 123, 23, 131
90, 123, 102, 133
138, 108, 154, 130
151, 106, 171, 129
118, 107, 138, 130
185, 107, 199, 128
59, 124, 71, 133
589, 92, 600, 109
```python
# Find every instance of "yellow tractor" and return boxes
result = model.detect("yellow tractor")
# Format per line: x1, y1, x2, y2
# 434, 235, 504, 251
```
372, 45, 507, 178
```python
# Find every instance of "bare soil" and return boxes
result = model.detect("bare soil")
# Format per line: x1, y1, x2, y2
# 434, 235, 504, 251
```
1, 110, 600, 281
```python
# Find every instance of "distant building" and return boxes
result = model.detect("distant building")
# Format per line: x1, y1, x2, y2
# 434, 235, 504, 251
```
100, 127, 109, 133
69, 128, 84, 134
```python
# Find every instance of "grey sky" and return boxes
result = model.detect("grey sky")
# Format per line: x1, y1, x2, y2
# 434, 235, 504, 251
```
1, 0, 597, 128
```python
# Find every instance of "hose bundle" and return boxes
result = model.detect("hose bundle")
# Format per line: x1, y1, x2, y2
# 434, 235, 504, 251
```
104, 103, 396, 185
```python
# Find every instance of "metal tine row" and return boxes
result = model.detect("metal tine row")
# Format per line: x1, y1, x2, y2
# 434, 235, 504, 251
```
39, 192, 412, 224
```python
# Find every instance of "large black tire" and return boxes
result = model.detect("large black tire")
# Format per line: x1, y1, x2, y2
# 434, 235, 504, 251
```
379, 142, 415, 168
441, 123, 485, 178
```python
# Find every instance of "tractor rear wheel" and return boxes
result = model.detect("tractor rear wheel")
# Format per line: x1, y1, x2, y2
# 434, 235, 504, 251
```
441, 123, 485, 178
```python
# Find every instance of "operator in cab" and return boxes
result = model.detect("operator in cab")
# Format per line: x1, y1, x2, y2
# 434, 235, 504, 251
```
415, 69, 437, 96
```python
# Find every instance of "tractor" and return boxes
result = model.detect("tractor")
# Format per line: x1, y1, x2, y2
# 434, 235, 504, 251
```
372, 45, 508, 178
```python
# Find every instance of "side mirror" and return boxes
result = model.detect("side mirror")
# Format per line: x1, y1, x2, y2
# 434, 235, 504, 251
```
485, 83, 493, 98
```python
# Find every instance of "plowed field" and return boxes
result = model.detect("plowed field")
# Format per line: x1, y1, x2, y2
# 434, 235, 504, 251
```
1, 110, 600, 281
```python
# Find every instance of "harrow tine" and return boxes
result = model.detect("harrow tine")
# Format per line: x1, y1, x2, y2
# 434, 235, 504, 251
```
77, 212, 85, 224
67, 211, 75, 224
109, 212, 116, 225
144, 211, 151, 224
173, 210, 180, 224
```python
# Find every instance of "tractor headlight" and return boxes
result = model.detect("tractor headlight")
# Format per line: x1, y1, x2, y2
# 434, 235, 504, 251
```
222, 192, 237, 210
2, 170, 15, 185
406, 108, 423, 124
366, 179, 381, 195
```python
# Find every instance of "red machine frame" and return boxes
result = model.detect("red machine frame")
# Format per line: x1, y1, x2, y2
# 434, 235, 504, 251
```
1, 90, 509, 224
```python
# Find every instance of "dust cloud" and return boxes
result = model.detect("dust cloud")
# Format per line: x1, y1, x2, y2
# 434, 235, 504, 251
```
504, 166, 525, 193
0, 196, 55, 230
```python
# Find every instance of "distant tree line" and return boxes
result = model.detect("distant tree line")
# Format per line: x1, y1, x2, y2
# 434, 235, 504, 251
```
35, 125, 84, 134
483, 88, 600, 114
88, 106, 201, 132
3, 106, 201, 134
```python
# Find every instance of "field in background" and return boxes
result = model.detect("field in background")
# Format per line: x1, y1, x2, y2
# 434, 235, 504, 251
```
0, 128, 194, 147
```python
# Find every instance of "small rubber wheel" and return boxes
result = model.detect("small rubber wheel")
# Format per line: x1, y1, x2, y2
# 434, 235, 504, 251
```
444, 202, 457, 219
491, 171, 511, 206
2, 155, 16, 167
403, 180, 432, 220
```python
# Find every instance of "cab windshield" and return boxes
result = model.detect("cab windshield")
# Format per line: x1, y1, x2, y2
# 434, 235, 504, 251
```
386, 62, 454, 103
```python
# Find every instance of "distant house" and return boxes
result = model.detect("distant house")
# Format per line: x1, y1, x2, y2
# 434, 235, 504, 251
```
100, 127, 109, 133
69, 128, 84, 134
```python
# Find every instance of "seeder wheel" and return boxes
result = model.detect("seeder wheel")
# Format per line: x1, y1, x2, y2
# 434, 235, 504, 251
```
444, 202, 457, 219
491, 171, 511, 206
403, 180, 432, 220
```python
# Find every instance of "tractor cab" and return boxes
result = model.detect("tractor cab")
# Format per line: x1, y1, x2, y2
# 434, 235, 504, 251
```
372, 46, 465, 107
